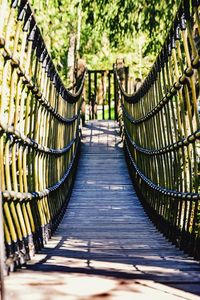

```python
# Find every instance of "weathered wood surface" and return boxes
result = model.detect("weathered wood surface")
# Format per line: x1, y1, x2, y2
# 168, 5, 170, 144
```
4, 121, 200, 300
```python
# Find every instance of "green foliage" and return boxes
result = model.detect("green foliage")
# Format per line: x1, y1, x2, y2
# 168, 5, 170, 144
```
30, 0, 180, 80
30, 0, 78, 82
82, 0, 180, 53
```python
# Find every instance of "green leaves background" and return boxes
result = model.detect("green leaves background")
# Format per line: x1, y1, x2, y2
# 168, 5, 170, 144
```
30, 0, 180, 81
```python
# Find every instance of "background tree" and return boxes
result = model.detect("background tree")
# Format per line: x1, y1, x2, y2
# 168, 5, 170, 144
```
30, 0, 180, 81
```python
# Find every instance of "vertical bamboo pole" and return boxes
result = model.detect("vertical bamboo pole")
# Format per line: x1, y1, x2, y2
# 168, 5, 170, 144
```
0, 191, 5, 300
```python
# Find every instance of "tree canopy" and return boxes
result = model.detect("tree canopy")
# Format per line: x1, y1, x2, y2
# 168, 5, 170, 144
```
30, 0, 180, 81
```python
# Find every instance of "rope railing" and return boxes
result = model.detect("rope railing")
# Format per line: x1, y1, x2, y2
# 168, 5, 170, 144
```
115, 0, 200, 259
0, 0, 85, 273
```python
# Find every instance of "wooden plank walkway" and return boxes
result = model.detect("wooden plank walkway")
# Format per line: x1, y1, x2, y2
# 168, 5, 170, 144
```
4, 121, 200, 300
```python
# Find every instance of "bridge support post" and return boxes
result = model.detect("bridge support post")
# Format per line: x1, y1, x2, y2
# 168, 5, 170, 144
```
124, 66, 129, 92
88, 71, 91, 120
108, 71, 111, 119
114, 72, 118, 121
94, 72, 97, 119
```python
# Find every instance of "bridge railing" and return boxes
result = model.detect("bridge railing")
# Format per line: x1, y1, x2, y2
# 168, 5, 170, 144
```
0, 0, 85, 273
116, 0, 200, 259
86, 69, 119, 121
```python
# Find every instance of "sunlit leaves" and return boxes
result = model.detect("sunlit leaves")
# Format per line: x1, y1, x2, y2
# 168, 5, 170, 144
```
30, 0, 180, 79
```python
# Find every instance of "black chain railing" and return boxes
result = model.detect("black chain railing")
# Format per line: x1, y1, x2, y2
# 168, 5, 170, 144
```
0, 0, 86, 273
115, 0, 200, 259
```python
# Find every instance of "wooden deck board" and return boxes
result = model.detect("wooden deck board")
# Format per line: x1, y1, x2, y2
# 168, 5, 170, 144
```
4, 120, 200, 300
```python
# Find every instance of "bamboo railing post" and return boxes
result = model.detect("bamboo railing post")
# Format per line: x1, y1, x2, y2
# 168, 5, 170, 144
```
115, 0, 200, 259
0, 0, 86, 273
0, 191, 5, 300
